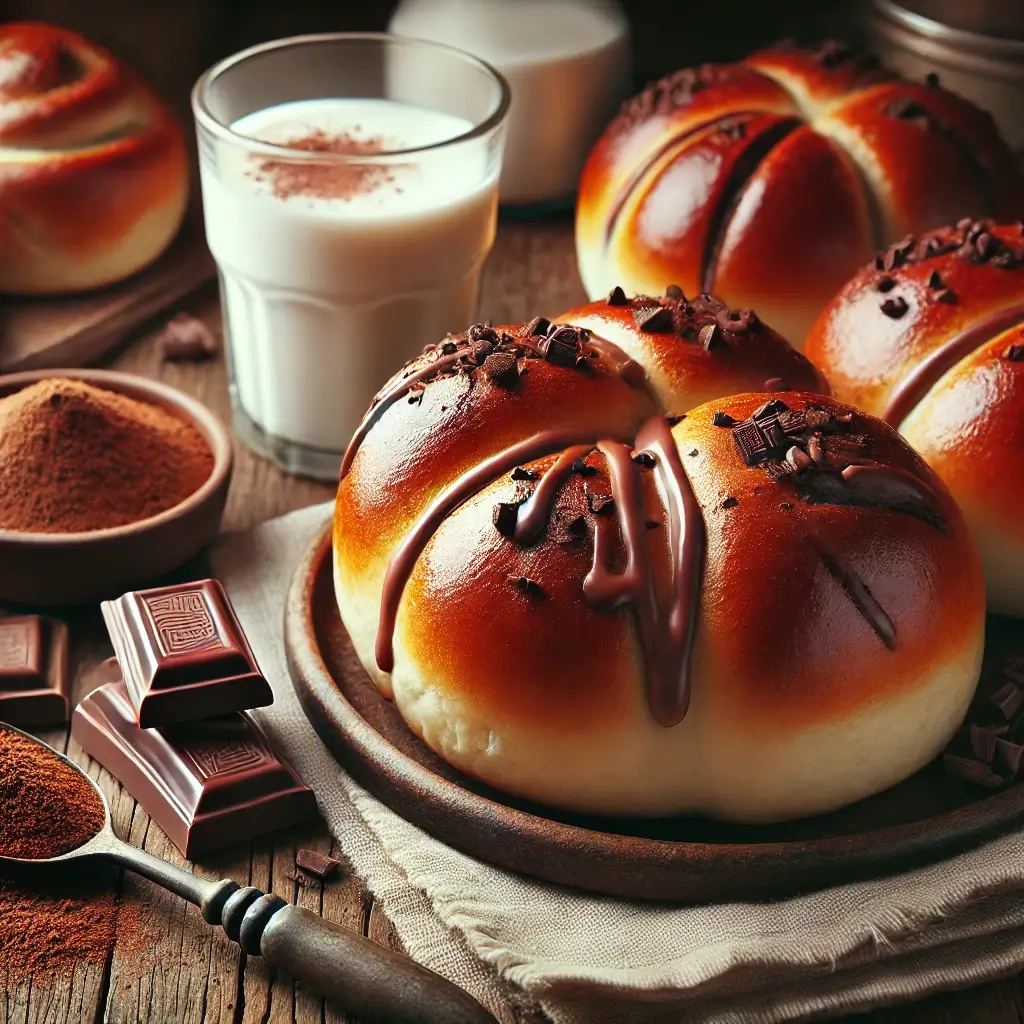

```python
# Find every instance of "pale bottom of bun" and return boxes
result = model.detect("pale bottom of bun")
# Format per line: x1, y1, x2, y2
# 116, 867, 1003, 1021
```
1, 188, 187, 294
335, 558, 984, 821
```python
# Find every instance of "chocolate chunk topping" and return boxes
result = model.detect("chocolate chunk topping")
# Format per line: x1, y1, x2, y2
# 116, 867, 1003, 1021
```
633, 304, 674, 333
927, 270, 943, 289
606, 286, 628, 306
440, 340, 458, 355
484, 351, 520, 387
526, 316, 551, 337
543, 324, 587, 366
699, 323, 726, 351
568, 514, 588, 537
492, 502, 521, 538
926, 72, 940, 87
873, 220, 1024, 275
780, 502, 793, 511
586, 486, 615, 516
880, 296, 909, 319
632, 451, 656, 468
618, 64, 724, 124
666, 414, 685, 426
510, 466, 538, 481
664, 284, 685, 300
467, 323, 498, 345
713, 411, 737, 428
571, 457, 597, 476
876, 276, 896, 293
508, 575, 544, 598
1004, 343, 1024, 362
721, 496, 738, 509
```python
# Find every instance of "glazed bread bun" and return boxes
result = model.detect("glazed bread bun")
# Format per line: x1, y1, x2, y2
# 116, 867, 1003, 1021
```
806, 219, 1024, 618
577, 40, 1023, 346
0, 22, 189, 293
334, 303, 984, 822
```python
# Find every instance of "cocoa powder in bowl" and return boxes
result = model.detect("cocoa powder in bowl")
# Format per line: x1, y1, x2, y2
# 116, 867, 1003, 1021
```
0, 378, 214, 534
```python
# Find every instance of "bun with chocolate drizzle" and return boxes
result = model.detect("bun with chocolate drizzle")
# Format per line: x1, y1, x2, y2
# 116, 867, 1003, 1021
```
334, 295, 982, 822
806, 219, 1024, 617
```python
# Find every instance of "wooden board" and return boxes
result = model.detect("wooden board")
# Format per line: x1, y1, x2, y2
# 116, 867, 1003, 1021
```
285, 523, 1024, 904
0, 221, 215, 373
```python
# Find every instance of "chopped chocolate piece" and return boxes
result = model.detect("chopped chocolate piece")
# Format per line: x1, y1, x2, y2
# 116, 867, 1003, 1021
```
510, 466, 538, 481
633, 304, 674, 333
926, 71, 939, 87
763, 377, 785, 391
586, 486, 615, 516
407, 389, 424, 406
712, 411, 737, 428
934, 288, 957, 304
606, 286, 628, 306
996, 738, 1024, 778
101, 581, 274, 729
483, 351, 520, 387
688, 449, 699, 457
72, 662, 318, 859
492, 502, 521, 538
988, 681, 1024, 723
780, 502, 794, 511
632, 451, 656, 468
158, 313, 218, 363
876, 276, 896, 293
666, 414, 685, 426
567, 515, 588, 537
721, 496, 738, 509
526, 316, 551, 336
943, 753, 1005, 789
571, 457, 597, 476
0, 615, 70, 728
880, 296, 909, 319
664, 284, 685, 300
1004, 343, 1024, 362
927, 270, 943, 289
296, 848, 341, 880
508, 575, 544, 598
544, 325, 586, 366
969, 723, 998, 763
786, 445, 814, 472
699, 323, 726, 351
440, 340, 458, 355
467, 323, 498, 344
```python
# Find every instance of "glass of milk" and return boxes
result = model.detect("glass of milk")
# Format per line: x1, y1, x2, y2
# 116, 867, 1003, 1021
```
192, 34, 510, 480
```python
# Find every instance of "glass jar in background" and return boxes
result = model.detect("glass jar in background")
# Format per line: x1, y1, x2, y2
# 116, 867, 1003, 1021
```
192, 33, 509, 481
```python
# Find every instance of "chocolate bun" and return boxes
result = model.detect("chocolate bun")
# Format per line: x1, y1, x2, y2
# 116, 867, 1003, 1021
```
0, 23, 189, 294
806, 219, 1024, 617
576, 40, 1023, 346
333, 312, 983, 822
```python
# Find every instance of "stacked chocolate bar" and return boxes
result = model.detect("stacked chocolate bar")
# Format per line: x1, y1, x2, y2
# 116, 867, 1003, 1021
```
71, 579, 317, 858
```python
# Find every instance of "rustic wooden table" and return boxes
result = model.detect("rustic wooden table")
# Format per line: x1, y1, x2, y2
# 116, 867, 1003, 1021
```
6, 218, 1023, 1024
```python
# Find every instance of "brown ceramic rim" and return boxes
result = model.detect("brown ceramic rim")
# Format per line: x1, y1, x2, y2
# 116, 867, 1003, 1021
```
285, 524, 1024, 902
0, 368, 232, 543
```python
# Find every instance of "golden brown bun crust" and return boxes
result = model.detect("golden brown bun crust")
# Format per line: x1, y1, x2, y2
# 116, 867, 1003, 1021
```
556, 289, 830, 410
806, 219, 1024, 615
0, 22, 188, 294
577, 41, 1023, 345
399, 392, 982, 736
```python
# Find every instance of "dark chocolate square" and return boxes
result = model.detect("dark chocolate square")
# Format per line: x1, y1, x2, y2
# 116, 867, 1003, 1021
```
101, 579, 273, 728
0, 615, 70, 727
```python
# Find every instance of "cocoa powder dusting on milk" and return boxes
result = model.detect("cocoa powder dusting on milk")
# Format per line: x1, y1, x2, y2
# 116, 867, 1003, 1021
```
252, 128, 400, 200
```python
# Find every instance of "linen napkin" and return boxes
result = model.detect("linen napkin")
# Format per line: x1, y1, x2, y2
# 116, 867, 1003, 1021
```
211, 503, 1024, 1024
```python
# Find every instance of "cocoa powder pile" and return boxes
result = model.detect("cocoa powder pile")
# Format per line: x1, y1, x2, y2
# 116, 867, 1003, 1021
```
0, 378, 214, 533
0, 727, 105, 858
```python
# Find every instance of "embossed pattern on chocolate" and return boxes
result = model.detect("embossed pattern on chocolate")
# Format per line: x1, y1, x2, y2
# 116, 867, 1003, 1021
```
71, 661, 317, 858
101, 580, 273, 728
0, 615, 70, 727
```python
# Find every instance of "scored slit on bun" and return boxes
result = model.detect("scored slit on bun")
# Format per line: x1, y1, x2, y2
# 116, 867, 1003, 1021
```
576, 40, 1023, 346
0, 22, 189, 294
806, 219, 1024, 617
332, 295, 984, 822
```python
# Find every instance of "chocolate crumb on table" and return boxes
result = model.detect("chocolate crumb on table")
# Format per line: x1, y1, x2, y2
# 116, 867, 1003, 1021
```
158, 312, 219, 362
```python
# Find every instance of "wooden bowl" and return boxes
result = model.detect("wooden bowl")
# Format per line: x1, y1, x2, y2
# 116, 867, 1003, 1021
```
0, 369, 232, 606
286, 525, 1024, 903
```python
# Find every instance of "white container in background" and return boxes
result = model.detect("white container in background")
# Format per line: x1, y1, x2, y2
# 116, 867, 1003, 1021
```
192, 34, 509, 480
390, 0, 630, 208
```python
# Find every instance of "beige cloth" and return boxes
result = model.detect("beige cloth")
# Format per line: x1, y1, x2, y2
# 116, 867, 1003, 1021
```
212, 504, 1024, 1023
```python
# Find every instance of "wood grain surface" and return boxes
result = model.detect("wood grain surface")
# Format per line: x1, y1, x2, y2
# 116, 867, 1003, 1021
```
2, 217, 1022, 1024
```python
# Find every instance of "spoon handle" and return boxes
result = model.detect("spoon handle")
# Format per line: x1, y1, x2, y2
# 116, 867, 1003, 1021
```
104, 841, 495, 1024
